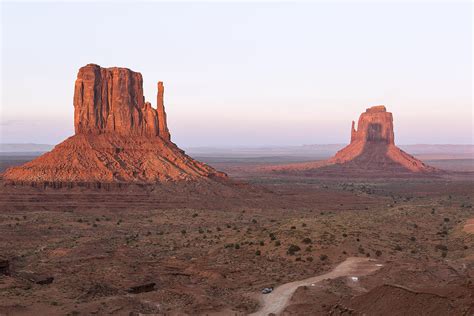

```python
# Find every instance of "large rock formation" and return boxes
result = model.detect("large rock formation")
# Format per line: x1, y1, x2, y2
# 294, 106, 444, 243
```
271, 105, 436, 176
328, 105, 434, 172
3, 64, 227, 186
73, 64, 167, 138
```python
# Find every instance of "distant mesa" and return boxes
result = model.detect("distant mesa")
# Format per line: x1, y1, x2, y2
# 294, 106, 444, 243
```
272, 105, 437, 176
3, 64, 227, 187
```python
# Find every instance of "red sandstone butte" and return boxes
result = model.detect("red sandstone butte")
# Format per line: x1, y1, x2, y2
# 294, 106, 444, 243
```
329, 105, 434, 172
272, 105, 436, 175
3, 64, 227, 186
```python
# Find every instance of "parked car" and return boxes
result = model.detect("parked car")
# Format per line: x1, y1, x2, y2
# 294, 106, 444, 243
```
261, 287, 273, 294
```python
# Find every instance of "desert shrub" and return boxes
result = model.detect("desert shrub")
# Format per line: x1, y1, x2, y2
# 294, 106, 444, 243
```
235, 244, 240, 250
375, 250, 382, 257
252, 219, 257, 224
198, 228, 204, 234
444, 218, 450, 222
394, 245, 402, 251
255, 250, 261, 256
435, 244, 448, 251
320, 254, 328, 261
287, 244, 301, 255
274, 240, 281, 246
181, 229, 186, 235
305, 246, 312, 252
441, 251, 447, 258
226, 224, 231, 228
342, 233, 347, 237
302, 223, 307, 227
259, 240, 265, 246
410, 236, 416, 241
192, 213, 198, 218
302, 237, 312, 244
295, 257, 302, 261
290, 226, 296, 230
358, 246, 365, 254
306, 256, 313, 262
269, 233, 276, 240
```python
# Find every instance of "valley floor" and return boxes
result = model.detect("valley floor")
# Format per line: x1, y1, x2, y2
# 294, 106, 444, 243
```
0, 157, 473, 315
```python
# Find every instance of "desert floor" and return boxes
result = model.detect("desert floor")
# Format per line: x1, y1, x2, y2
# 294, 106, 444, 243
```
0, 154, 473, 315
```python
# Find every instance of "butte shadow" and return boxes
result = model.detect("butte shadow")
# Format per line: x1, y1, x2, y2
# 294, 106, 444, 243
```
269, 106, 439, 178
2, 64, 227, 188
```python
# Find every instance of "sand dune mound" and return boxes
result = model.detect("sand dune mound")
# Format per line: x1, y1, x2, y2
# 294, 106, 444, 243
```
3, 64, 226, 186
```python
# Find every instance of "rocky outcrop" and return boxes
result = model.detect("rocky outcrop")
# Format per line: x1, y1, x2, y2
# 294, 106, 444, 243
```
157, 82, 171, 142
270, 105, 436, 176
328, 105, 434, 173
73, 64, 169, 139
3, 64, 227, 185
349, 105, 394, 144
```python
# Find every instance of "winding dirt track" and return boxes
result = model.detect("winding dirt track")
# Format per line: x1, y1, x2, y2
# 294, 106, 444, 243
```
250, 257, 382, 316
464, 218, 474, 234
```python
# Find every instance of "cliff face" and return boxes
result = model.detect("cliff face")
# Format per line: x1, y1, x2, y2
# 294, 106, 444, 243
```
4, 64, 226, 186
350, 106, 394, 144
73, 64, 170, 139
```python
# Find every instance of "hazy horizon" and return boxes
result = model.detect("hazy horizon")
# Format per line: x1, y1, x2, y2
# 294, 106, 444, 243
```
1, 2, 472, 147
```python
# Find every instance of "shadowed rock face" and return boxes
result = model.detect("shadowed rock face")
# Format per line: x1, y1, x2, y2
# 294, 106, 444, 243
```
330, 105, 435, 173
3, 64, 227, 186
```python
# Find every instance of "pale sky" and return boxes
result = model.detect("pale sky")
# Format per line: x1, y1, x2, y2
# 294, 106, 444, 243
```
1, 2, 472, 146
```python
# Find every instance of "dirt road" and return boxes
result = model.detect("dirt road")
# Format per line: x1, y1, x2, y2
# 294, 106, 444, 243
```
464, 218, 474, 234
250, 257, 382, 316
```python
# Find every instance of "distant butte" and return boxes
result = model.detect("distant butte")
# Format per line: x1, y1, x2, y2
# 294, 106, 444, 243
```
272, 105, 437, 176
3, 64, 227, 187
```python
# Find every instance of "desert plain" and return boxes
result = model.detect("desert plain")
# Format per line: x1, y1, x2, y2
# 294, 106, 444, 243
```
0, 146, 473, 316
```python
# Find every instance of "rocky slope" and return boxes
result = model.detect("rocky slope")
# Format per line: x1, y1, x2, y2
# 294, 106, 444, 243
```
3, 64, 226, 186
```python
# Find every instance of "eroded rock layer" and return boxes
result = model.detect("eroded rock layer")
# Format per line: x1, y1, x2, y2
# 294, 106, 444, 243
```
3, 64, 226, 185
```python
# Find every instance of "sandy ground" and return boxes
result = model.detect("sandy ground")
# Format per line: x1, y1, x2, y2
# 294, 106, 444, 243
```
464, 218, 474, 234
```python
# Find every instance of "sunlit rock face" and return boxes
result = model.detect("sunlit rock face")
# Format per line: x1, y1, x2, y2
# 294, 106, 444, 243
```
74, 64, 168, 139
